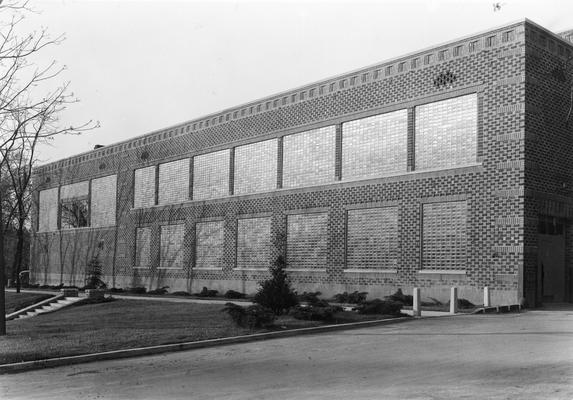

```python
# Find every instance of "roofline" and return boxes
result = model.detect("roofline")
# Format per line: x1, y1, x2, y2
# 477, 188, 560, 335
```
39, 18, 532, 169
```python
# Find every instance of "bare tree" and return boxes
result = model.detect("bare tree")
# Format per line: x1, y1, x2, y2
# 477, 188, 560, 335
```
0, 1, 97, 335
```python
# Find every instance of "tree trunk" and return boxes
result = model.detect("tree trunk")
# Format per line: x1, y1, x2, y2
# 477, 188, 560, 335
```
0, 192, 7, 335
13, 218, 25, 293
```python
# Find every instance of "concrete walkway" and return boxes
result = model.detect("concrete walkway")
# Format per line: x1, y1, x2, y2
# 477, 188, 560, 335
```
1, 306, 571, 399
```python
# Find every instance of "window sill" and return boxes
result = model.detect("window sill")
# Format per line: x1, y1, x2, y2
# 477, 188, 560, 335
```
343, 268, 397, 274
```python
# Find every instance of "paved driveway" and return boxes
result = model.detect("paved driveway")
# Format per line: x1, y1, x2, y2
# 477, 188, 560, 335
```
1, 307, 572, 399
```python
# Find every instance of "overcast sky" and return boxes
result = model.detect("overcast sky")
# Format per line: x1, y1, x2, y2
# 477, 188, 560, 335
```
15, 0, 573, 164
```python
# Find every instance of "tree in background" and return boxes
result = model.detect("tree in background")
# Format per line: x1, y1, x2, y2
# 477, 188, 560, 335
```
0, 1, 97, 335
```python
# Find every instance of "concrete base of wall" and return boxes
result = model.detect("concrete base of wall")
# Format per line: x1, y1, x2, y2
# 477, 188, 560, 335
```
34, 273, 521, 306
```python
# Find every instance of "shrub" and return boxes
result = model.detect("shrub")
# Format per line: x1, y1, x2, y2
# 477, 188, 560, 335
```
290, 305, 343, 321
224, 290, 246, 299
127, 287, 147, 294
356, 299, 403, 315
297, 291, 321, 304
385, 289, 413, 306
222, 302, 275, 328
172, 291, 191, 297
333, 291, 368, 304
196, 287, 219, 297
253, 255, 298, 315
148, 286, 169, 295
108, 287, 125, 293
85, 255, 107, 289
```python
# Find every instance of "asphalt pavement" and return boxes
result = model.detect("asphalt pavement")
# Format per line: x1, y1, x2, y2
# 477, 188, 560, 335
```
1, 305, 572, 399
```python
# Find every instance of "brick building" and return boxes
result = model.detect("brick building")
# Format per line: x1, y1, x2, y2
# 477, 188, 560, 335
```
30, 19, 573, 306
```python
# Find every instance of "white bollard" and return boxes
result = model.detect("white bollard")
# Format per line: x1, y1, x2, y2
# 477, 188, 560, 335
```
483, 286, 491, 307
450, 287, 458, 315
413, 287, 421, 317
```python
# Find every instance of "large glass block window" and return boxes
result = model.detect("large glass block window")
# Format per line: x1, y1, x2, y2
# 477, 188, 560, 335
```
158, 158, 190, 205
415, 94, 478, 170
193, 150, 230, 200
160, 224, 185, 269
236, 217, 271, 269
38, 187, 59, 232
346, 207, 398, 269
286, 213, 328, 269
60, 181, 90, 229
422, 201, 468, 270
134, 166, 156, 208
283, 126, 336, 188
135, 227, 152, 268
234, 139, 278, 195
342, 109, 408, 180
195, 220, 225, 269
91, 175, 117, 227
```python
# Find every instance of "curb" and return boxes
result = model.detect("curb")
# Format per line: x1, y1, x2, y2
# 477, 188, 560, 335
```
0, 316, 411, 374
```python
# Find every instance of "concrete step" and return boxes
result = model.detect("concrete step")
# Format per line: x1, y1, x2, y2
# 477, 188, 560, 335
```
13, 297, 83, 320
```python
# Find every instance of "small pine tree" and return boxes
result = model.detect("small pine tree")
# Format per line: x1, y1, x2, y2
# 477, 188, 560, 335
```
253, 255, 298, 315
85, 254, 107, 289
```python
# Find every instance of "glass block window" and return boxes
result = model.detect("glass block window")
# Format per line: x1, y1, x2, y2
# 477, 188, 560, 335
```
342, 109, 408, 180
38, 188, 59, 232
346, 207, 398, 269
193, 149, 230, 200
415, 94, 478, 170
160, 224, 185, 269
195, 220, 225, 269
286, 213, 328, 269
60, 198, 89, 229
234, 139, 278, 195
91, 175, 117, 227
135, 227, 152, 268
134, 166, 156, 208
158, 158, 190, 205
60, 181, 89, 200
236, 217, 271, 269
60, 181, 90, 229
422, 201, 467, 270
283, 126, 336, 188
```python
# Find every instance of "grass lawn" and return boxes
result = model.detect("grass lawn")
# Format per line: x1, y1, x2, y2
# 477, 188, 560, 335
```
4, 292, 54, 315
0, 298, 403, 365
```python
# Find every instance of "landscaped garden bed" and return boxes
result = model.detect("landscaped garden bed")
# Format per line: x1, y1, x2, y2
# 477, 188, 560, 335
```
0, 298, 405, 365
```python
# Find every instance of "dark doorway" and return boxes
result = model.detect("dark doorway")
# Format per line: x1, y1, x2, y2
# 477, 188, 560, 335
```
537, 216, 566, 303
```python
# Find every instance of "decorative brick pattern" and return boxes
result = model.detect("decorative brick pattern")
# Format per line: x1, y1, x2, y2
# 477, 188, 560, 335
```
38, 188, 58, 232
90, 174, 117, 227
135, 227, 151, 268
286, 213, 328, 269
422, 201, 468, 270
346, 207, 399, 269
282, 126, 336, 188
236, 217, 271, 269
234, 139, 278, 195
134, 166, 156, 208
193, 150, 230, 200
158, 158, 190, 205
160, 224, 185, 269
342, 110, 408, 179
415, 94, 477, 169
195, 220, 224, 269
